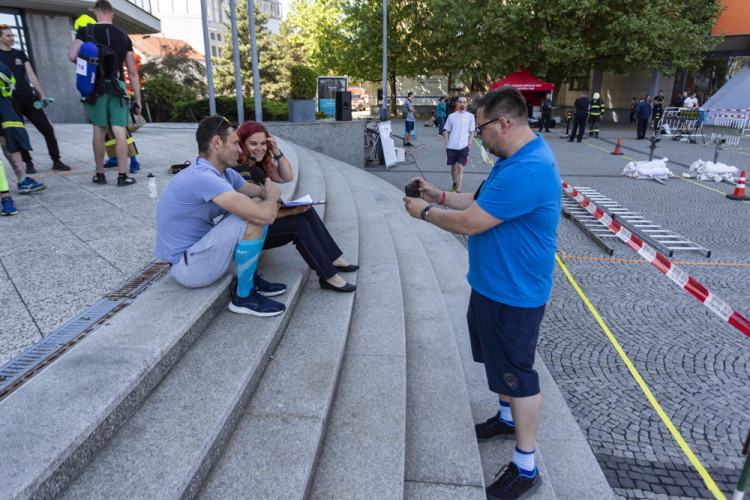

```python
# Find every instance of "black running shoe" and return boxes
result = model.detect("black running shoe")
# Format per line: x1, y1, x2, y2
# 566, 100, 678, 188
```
92, 172, 107, 184
52, 160, 71, 171
25, 161, 36, 174
486, 462, 541, 500
475, 411, 515, 442
117, 173, 136, 186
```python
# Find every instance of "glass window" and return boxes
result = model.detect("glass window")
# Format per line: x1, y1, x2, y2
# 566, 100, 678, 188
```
210, 32, 215, 40
0, 8, 29, 55
211, 46, 217, 57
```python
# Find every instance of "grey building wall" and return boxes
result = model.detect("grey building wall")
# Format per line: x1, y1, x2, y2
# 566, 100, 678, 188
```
267, 121, 364, 169
26, 10, 88, 123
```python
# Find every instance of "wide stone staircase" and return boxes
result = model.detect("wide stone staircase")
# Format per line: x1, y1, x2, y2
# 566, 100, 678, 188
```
0, 140, 612, 499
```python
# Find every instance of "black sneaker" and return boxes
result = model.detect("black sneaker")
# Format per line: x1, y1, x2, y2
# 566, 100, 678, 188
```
52, 160, 71, 171
93, 172, 107, 184
25, 161, 36, 174
228, 287, 285, 317
475, 411, 515, 441
255, 273, 287, 297
486, 462, 541, 500
117, 173, 136, 186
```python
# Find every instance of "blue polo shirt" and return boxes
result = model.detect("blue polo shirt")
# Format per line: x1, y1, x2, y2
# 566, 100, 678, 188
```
467, 133, 561, 308
155, 157, 246, 264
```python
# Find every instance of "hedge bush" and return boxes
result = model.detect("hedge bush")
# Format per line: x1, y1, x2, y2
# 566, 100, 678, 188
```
170, 96, 329, 122
289, 65, 317, 100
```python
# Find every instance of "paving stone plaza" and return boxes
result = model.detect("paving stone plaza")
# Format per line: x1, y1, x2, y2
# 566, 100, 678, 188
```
2, 116, 748, 498
372, 118, 750, 499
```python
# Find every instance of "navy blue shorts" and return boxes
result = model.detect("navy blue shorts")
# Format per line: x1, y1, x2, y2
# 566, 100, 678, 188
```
467, 289, 545, 397
446, 146, 469, 166
405, 120, 415, 132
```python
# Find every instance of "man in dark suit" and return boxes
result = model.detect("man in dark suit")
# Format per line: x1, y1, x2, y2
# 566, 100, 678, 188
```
568, 90, 589, 142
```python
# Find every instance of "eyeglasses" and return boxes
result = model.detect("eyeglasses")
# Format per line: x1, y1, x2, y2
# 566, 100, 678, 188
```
211, 116, 230, 139
475, 117, 501, 136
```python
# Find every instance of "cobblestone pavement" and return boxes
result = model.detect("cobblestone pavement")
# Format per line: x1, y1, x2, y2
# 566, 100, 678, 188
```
368, 117, 750, 499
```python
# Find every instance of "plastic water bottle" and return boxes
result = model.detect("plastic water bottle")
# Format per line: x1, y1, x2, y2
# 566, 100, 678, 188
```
147, 173, 157, 198
33, 97, 54, 110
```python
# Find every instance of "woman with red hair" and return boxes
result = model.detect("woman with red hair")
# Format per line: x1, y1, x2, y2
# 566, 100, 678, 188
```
234, 121, 357, 292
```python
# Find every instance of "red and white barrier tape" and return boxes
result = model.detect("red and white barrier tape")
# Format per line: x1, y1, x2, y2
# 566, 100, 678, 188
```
562, 182, 750, 338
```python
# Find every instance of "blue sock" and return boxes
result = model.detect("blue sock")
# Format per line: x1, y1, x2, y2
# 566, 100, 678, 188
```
234, 227, 267, 298
499, 400, 514, 425
513, 447, 536, 476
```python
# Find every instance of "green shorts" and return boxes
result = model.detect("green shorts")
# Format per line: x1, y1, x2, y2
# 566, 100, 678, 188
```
84, 80, 129, 127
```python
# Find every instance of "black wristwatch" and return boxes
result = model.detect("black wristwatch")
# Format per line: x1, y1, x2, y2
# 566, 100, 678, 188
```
420, 206, 431, 222
273, 151, 284, 160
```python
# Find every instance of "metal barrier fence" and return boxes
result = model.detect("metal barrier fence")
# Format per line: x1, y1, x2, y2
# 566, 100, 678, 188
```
661, 107, 706, 142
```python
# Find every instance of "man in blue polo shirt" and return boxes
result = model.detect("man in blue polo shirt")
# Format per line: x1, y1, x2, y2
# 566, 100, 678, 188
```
403, 86, 561, 500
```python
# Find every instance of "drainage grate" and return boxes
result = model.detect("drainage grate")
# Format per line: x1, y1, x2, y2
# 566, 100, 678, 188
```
0, 261, 170, 402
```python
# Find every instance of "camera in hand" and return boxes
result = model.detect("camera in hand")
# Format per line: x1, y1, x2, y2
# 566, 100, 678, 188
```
405, 180, 421, 198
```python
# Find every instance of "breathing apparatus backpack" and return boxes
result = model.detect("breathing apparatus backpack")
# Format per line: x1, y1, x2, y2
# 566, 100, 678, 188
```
75, 18, 127, 105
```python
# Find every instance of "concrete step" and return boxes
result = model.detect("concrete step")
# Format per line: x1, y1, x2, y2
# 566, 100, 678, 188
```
308, 152, 407, 499
0, 139, 301, 500
340, 162, 485, 498
56, 143, 315, 499
196, 149, 359, 498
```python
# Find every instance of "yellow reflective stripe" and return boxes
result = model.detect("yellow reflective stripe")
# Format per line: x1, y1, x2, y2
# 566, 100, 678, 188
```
1, 121, 24, 129
105, 137, 135, 146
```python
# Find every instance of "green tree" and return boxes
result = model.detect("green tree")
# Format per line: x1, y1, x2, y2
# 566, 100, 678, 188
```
287, 0, 439, 114
214, 1, 301, 101
139, 43, 207, 96
432, 0, 724, 90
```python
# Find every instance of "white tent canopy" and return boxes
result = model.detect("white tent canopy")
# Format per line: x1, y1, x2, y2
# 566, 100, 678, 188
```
702, 61, 750, 124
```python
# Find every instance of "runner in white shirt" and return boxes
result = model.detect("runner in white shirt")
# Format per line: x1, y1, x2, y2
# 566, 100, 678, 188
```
443, 96, 475, 193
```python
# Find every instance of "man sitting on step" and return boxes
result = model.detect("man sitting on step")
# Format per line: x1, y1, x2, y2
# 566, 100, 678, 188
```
155, 115, 287, 317
404, 86, 561, 500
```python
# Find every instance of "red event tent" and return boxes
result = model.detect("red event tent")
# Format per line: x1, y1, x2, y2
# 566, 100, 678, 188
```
490, 66, 553, 106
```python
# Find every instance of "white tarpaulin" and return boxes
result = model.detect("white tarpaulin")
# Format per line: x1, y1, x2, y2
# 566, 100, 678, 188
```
622, 158, 674, 180
682, 159, 739, 183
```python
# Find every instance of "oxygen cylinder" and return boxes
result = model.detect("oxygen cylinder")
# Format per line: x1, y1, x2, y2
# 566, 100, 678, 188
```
76, 41, 99, 98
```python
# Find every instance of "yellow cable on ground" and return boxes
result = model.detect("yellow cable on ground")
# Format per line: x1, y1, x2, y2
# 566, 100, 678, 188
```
555, 254, 727, 500
581, 140, 750, 204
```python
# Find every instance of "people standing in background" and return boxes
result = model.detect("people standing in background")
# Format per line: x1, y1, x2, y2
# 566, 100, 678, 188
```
538, 93, 552, 133
588, 92, 603, 138
403, 91, 416, 147
436, 96, 447, 136
0, 25, 71, 173
636, 96, 652, 140
652, 90, 665, 131
568, 90, 589, 143
629, 97, 636, 124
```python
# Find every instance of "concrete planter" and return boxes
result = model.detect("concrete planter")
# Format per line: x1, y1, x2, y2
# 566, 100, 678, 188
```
288, 99, 316, 123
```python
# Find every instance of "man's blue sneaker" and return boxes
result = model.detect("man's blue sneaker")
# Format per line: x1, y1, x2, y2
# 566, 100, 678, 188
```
255, 272, 287, 297
129, 157, 141, 173
18, 177, 46, 195
228, 287, 285, 317
103, 157, 118, 168
1, 197, 18, 216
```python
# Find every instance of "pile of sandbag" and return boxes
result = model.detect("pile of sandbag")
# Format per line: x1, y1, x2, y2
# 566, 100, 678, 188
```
622, 158, 674, 181
682, 160, 739, 182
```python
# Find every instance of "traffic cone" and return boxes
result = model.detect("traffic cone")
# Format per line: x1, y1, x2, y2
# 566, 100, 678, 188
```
727, 170, 750, 200
611, 137, 624, 155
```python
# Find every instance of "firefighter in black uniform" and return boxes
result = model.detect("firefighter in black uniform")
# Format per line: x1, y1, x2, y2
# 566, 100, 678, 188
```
538, 92, 553, 133
588, 92, 603, 138
569, 90, 590, 142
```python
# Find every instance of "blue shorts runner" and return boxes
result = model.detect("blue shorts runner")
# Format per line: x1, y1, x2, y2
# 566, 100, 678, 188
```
446, 146, 469, 166
405, 120, 415, 133
466, 289, 545, 397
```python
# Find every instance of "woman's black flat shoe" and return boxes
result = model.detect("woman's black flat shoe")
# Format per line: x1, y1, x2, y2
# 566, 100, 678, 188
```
334, 264, 360, 272
319, 279, 356, 292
